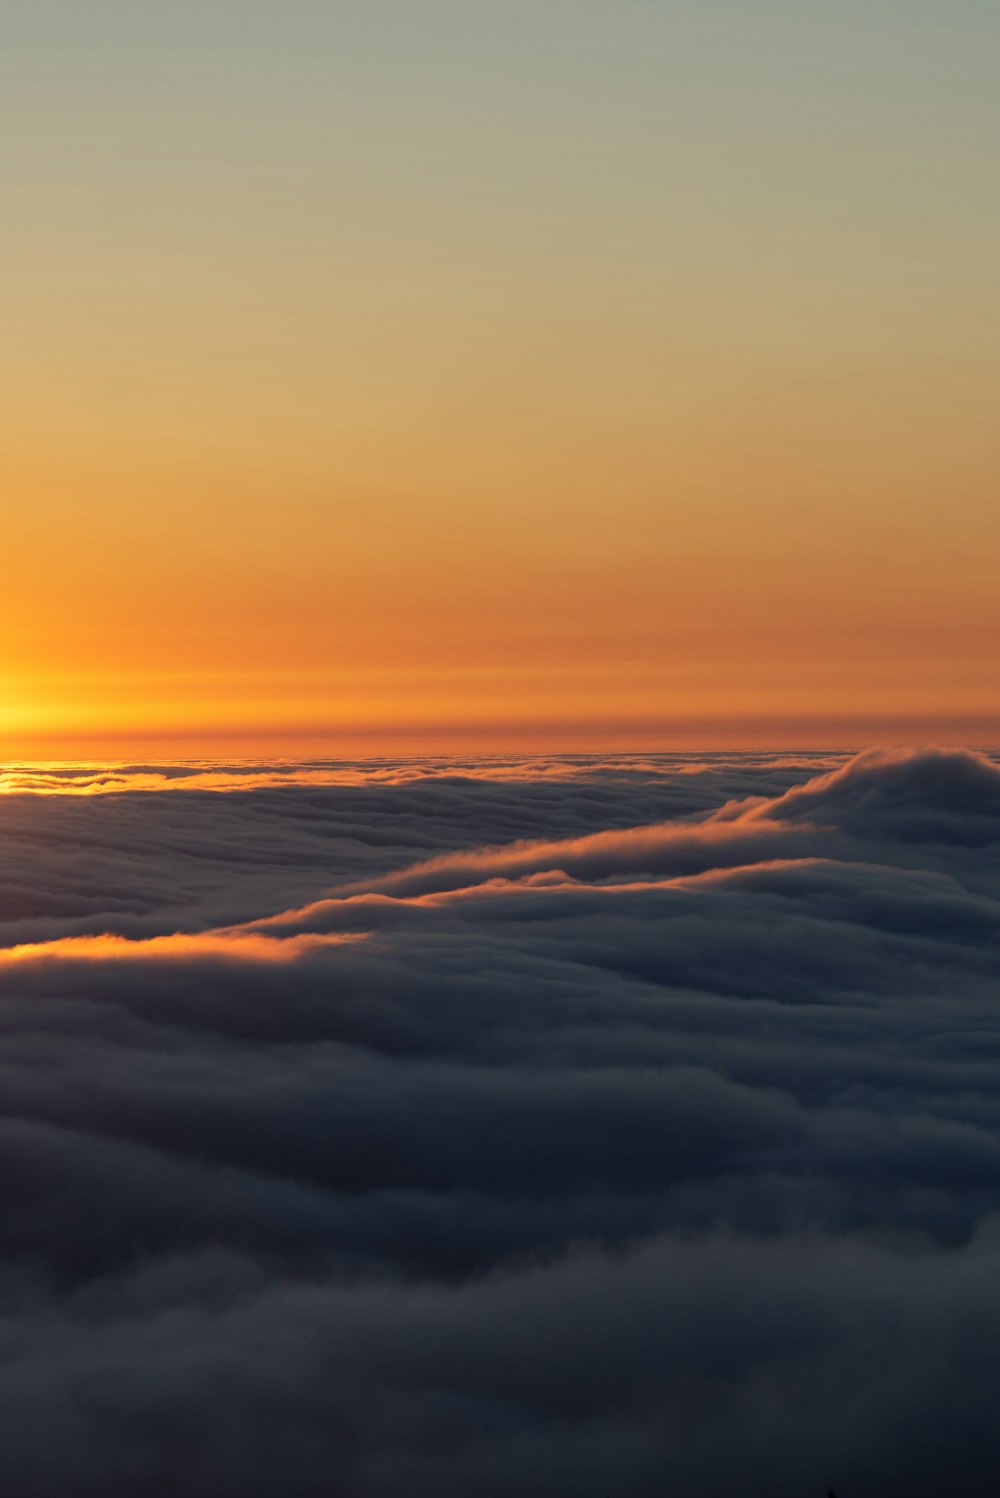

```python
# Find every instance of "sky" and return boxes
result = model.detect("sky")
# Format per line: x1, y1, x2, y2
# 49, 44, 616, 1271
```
3, 0, 998, 754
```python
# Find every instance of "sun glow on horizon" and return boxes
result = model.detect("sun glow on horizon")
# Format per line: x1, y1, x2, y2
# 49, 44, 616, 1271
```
3, 1, 998, 752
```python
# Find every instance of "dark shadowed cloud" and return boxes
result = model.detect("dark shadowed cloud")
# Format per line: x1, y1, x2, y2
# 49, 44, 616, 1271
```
0, 748, 998, 1495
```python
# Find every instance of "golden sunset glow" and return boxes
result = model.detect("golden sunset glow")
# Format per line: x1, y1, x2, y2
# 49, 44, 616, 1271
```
3, 2, 998, 754
3, 6, 999, 1477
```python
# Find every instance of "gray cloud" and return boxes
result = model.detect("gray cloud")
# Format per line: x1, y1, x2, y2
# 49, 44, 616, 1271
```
0, 748, 998, 1494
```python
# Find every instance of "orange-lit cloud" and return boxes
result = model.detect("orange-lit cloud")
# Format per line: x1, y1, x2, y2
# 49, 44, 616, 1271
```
0, 929, 369, 967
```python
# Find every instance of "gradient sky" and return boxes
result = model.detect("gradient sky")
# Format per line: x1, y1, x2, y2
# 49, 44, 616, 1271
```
3, 0, 998, 754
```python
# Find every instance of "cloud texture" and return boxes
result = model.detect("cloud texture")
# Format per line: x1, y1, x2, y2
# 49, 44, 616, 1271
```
0, 747, 998, 1495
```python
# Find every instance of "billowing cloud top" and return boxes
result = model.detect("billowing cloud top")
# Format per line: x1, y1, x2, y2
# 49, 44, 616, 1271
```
0, 747, 998, 1496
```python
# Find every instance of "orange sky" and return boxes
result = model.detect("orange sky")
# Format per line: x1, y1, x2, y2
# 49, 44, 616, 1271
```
3, 2, 998, 755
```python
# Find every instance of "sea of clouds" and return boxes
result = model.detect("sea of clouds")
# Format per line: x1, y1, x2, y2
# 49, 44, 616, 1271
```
0, 746, 998, 1496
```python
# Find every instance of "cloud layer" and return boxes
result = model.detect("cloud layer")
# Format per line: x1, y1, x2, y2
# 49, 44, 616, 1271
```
0, 747, 998, 1495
